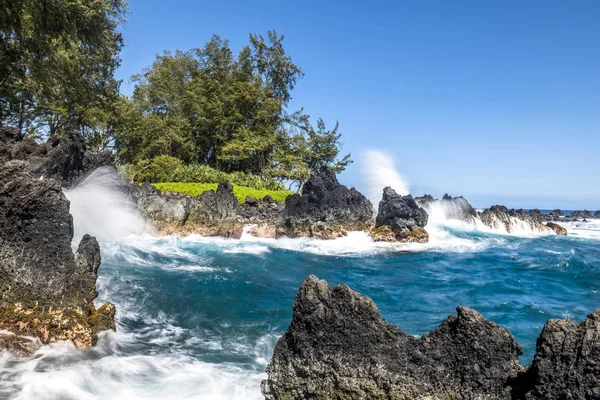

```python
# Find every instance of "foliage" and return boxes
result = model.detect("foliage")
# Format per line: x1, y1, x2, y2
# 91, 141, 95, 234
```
123, 155, 184, 183
152, 182, 292, 203
113, 31, 352, 187
171, 165, 284, 190
0, 0, 127, 138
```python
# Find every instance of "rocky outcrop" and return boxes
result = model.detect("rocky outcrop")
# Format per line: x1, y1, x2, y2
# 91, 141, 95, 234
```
546, 222, 568, 236
414, 194, 435, 208
278, 167, 374, 239
0, 161, 115, 351
263, 276, 600, 400
548, 209, 564, 218
477, 206, 552, 234
416, 193, 477, 224
131, 181, 244, 238
373, 187, 429, 243
262, 275, 523, 400
519, 309, 600, 399
569, 210, 593, 219
0, 127, 112, 187
595, 210, 600, 218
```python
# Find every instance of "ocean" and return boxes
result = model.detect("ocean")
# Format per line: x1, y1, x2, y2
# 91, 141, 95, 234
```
1, 174, 599, 399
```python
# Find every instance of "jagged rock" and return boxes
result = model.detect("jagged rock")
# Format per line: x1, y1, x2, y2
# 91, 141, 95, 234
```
373, 187, 429, 243
0, 127, 110, 187
238, 195, 285, 223
520, 309, 600, 400
414, 194, 435, 208
477, 206, 552, 234
0, 162, 115, 351
132, 181, 243, 238
594, 210, 600, 218
278, 167, 374, 239
548, 209, 564, 218
569, 210, 593, 219
262, 275, 523, 399
545, 222, 567, 236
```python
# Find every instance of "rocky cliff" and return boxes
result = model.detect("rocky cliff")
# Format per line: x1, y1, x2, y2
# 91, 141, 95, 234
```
0, 161, 115, 353
263, 276, 600, 400
278, 166, 374, 239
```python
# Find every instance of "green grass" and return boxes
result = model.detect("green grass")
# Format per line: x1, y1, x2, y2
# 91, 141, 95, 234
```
152, 182, 293, 203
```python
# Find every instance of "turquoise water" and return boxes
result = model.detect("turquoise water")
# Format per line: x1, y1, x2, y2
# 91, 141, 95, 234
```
1, 220, 600, 399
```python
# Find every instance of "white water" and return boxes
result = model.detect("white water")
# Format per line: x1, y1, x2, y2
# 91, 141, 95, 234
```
361, 150, 410, 209
64, 167, 147, 243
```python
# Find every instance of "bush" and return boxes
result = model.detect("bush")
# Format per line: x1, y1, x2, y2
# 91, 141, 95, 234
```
170, 165, 285, 190
152, 182, 292, 203
126, 156, 184, 183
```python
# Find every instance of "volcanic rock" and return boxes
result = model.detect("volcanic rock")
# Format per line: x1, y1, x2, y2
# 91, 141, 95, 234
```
373, 187, 429, 242
262, 275, 523, 399
278, 166, 374, 239
545, 222, 568, 236
0, 161, 115, 351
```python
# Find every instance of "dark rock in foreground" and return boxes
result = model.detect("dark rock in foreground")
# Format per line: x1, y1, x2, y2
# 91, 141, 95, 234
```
278, 166, 374, 239
522, 309, 600, 400
0, 162, 115, 350
263, 276, 600, 400
262, 275, 523, 399
373, 187, 429, 242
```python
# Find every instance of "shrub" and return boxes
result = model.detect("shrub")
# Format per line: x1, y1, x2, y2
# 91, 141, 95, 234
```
127, 156, 184, 183
170, 165, 285, 190
152, 182, 292, 203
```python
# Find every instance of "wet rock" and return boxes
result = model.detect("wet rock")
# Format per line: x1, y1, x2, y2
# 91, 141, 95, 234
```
569, 210, 593, 219
0, 162, 115, 351
477, 206, 552, 234
414, 194, 435, 208
373, 187, 429, 242
262, 275, 523, 399
545, 222, 567, 236
521, 309, 600, 400
278, 166, 374, 239
594, 210, 600, 218
132, 181, 244, 238
548, 209, 564, 218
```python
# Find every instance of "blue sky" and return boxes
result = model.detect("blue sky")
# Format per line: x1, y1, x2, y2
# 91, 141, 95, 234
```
116, 0, 600, 209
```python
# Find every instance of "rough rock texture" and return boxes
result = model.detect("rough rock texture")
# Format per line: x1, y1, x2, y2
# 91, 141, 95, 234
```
0, 127, 112, 187
0, 162, 115, 351
545, 222, 568, 236
263, 276, 600, 400
570, 210, 593, 219
414, 194, 435, 208
521, 309, 600, 400
278, 167, 374, 239
131, 181, 244, 238
374, 187, 429, 243
477, 206, 553, 234
238, 195, 284, 222
262, 275, 523, 400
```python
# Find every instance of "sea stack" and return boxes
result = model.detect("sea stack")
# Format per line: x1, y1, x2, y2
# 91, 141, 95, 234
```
372, 187, 429, 242
277, 166, 374, 239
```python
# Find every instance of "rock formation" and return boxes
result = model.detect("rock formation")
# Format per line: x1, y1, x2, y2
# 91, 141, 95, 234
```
373, 187, 429, 243
0, 127, 112, 187
595, 210, 600, 218
278, 166, 374, 239
548, 209, 564, 218
478, 206, 552, 234
546, 222, 568, 236
263, 276, 600, 400
0, 161, 115, 352
131, 181, 244, 238
570, 210, 593, 219
262, 275, 523, 399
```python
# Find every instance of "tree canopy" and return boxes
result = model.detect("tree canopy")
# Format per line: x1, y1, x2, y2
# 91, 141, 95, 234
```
0, 1, 351, 187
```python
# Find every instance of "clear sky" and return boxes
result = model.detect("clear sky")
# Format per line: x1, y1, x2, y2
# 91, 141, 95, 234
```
116, 0, 600, 209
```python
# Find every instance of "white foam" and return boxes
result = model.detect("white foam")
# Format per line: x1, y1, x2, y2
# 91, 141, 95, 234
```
64, 167, 146, 244
360, 150, 410, 210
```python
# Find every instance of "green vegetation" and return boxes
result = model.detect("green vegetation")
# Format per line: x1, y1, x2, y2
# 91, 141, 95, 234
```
152, 182, 292, 203
1, 1, 351, 189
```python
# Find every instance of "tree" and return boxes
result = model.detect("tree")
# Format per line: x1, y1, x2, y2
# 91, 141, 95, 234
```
0, 0, 127, 139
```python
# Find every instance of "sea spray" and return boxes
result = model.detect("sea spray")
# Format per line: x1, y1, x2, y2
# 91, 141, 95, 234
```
64, 167, 146, 244
360, 150, 410, 210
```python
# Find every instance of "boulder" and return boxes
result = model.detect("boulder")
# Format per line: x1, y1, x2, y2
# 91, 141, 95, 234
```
520, 309, 600, 400
545, 222, 567, 236
278, 166, 374, 239
0, 161, 115, 350
262, 275, 523, 400
373, 187, 429, 242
